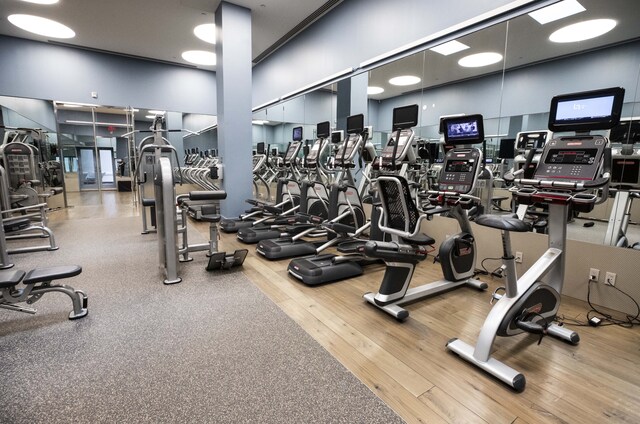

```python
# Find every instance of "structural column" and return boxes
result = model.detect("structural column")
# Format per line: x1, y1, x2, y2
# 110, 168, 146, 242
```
215, 1, 253, 216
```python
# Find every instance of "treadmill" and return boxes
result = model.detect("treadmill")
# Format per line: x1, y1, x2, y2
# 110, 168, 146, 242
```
256, 114, 368, 260
287, 105, 420, 285
219, 137, 303, 233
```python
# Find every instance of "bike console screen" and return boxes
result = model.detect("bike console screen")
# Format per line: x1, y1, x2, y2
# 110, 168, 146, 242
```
536, 138, 605, 181
439, 150, 481, 194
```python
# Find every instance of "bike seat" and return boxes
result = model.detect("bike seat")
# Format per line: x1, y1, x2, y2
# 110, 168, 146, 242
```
0, 269, 26, 288
402, 233, 435, 246
475, 214, 530, 232
23, 265, 82, 284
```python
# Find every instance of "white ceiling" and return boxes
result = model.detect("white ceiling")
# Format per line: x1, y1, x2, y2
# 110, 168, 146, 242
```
0, 0, 334, 70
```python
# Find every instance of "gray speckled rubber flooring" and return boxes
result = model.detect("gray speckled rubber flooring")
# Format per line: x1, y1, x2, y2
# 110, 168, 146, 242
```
0, 216, 403, 424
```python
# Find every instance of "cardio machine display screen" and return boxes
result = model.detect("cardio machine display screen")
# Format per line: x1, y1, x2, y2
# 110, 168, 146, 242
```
445, 160, 474, 173
516, 132, 547, 151
545, 148, 598, 165
442, 114, 484, 145
292, 126, 303, 141
548, 87, 624, 132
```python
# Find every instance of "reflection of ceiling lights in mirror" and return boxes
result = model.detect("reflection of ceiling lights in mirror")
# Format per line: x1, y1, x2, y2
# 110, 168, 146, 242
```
182, 50, 216, 66
194, 23, 216, 44
252, 120, 270, 125
145, 115, 156, 119
389, 75, 421, 86
549, 19, 617, 43
20, 0, 58, 3
8, 14, 75, 38
458, 52, 503, 67
367, 86, 384, 95
429, 40, 470, 56
528, 0, 585, 25
148, 110, 166, 115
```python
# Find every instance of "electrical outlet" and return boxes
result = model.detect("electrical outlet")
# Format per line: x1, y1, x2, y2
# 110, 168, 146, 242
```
515, 251, 523, 263
589, 268, 600, 281
605, 272, 616, 286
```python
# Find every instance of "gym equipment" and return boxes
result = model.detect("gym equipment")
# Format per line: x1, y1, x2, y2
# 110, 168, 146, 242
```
286, 107, 419, 286
177, 191, 248, 271
236, 121, 333, 244
373, 105, 419, 178
363, 114, 488, 321
0, 265, 88, 320
256, 114, 368, 260
446, 86, 622, 391
219, 138, 303, 233
150, 138, 245, 284
134, 117, 175, 234
603, 118, 640, 247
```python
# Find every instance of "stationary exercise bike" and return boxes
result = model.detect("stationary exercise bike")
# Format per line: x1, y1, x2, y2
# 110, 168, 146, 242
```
446, 87, 623, 391
363, 114, 488, 321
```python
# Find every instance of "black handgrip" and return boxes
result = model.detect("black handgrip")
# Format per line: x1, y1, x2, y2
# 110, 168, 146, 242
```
583, 177, 610, 189
602, 146, 612, 176
189, 190, 227, 201
522, 147, 537, 173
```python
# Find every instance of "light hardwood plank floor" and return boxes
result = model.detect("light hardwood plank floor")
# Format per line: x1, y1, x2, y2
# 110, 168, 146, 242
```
53, 191, 640, 424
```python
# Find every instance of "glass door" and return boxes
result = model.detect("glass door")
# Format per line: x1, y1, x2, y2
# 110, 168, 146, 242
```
76, 147, 116, 191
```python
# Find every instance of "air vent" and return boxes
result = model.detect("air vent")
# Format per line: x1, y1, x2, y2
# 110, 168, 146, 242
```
253, 0, 343, 64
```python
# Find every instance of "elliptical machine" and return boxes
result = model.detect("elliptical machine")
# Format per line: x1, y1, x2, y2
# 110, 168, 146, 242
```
363, 114, 488, 321
446, 87, 622, 391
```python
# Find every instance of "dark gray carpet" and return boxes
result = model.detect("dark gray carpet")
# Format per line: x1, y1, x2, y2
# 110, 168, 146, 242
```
0, 216, 403, 424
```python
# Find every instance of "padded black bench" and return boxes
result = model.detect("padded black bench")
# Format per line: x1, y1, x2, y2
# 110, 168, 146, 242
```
0, 265, 88, 320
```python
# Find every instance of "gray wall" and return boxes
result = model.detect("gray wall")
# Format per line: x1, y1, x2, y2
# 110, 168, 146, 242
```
252, 0, 537, 106
0, 36, 217, 115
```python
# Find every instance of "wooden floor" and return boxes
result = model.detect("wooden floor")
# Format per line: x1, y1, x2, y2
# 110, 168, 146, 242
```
57, 191, 640, 424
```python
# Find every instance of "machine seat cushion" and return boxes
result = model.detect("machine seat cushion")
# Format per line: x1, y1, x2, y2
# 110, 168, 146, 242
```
201, 214, 221, 223
325, 222, 356, 235
3, 217, 31, 232
475, 214, 530, 232
24, 265, 82, 284
0, 269, 26, 288
401, 233, 435, 246
142, 198, 155, 207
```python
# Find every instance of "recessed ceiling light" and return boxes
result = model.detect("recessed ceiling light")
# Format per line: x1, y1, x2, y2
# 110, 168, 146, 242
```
252, 120, 270, 125
549, 19, 617, 43
148, 110, 165, 115
182, 50, 216, 66
528, 0, 585, 25
367, 86, 384, 95
388, 75, 421, 86
194, 23, 216, 44
8, 14, 75, 39
20, 0, 59, 3
430, 40, 470, 56
458, 52, 503, 67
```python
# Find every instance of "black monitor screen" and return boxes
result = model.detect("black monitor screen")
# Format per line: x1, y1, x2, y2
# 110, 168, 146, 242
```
442, 114, 484, 145
292, 126, 303, 141
549, 87, 625, 132
271, 148, 278, 156
256, 142, 265, 155
498, 138, 515, 159
612, 159, 640, 185
346, 114, 364, 134
317, 121, 330, 138
428, 143, 439, 161
610, 120, 640, 145
392, 104, 419, 130
331, 131, 343, 144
